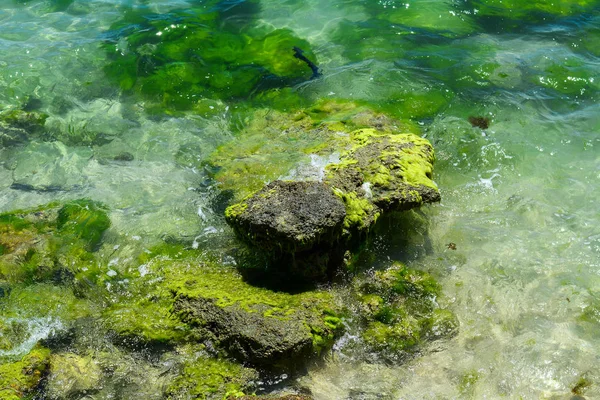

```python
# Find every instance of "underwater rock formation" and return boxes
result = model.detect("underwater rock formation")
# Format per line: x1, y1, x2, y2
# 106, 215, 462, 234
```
0, 200, 110, 285
354, 263, 458, 359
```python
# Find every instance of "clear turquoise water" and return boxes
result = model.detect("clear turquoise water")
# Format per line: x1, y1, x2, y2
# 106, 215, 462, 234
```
1, 0, 600, 398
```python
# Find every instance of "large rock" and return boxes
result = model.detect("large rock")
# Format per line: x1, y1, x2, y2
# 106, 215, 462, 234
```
224, 129, 440, 276
225, 180, 346, 254
169, 263, 343, 371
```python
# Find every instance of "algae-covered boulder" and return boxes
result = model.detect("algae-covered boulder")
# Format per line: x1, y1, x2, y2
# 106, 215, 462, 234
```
225, 180, 346, 254
355, 263, 458, 359
165, 344, 258, 400
103, 5, 318, 112
169, 262, 343, 370
0, 108, 48, 147
0, 200, 110, 285
224, 127, 440, 274
46, 353, 102, 399
0, 346, 51, 400
325, 129, 440, 239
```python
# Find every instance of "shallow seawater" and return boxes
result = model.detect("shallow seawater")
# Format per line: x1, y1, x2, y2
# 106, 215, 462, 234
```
1, 0, 599, 399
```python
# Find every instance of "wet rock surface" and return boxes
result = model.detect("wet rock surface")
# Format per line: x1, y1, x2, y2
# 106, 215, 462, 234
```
225, 180, 346, 254
170, 264, 343, 370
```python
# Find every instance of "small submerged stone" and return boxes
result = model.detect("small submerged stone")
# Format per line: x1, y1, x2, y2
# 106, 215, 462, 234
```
353, 263, 458, 359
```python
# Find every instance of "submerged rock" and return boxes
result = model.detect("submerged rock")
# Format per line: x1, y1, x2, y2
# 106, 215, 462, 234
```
354, 263, 458, 359
0, 346, 51, 400
0, 200, 110, 285
8, 141, 92, 192
165, 344, 258, 400
46, 353, 102, 399
0, 108, 48, 147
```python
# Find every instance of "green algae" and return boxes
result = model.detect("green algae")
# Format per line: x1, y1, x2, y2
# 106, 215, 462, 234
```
1, 284, 93, 327
57, 200, 111, 251
372, 0, 477, 38
0, 200, 110, 286
165, 345, 258, 400
0, 346, 50, 400
325, 129, 439, 238
467, 0, 600, 23
103, 5, 318, 113
356, 263, 458, 356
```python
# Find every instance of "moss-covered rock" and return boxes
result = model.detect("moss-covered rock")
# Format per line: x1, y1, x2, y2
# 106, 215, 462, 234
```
168, 261, 343, 370
165, 344, 258, 400
355, 263, 458, 358
0, 346, 51, 400
46, 353, 102, 399
0, 200, 110, 285
103, 5, 318, 112
325, 129, 440, 239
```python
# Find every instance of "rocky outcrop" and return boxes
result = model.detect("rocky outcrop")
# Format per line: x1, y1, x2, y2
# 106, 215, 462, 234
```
168, 264, 343, 371
224, 128, 440, 278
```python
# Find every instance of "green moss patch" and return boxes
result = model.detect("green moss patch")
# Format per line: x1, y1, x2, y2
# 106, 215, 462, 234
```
355, 263, 458, 357
0, 346, 51, 400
